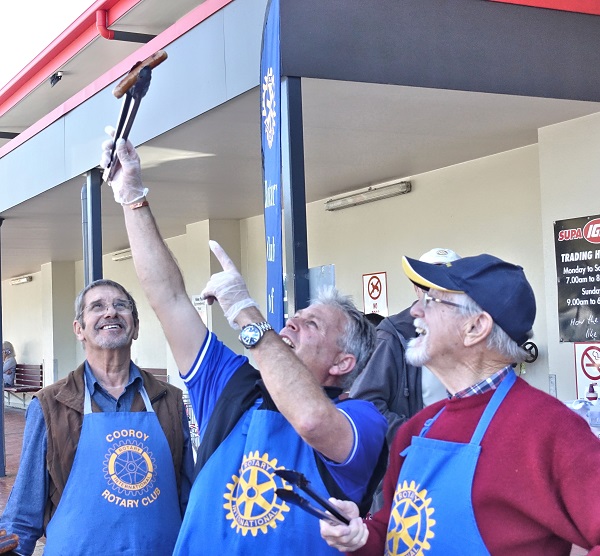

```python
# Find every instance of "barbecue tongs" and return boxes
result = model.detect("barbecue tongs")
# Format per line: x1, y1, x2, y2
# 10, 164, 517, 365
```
102, 50, 168, 183
274, 468, 350, 525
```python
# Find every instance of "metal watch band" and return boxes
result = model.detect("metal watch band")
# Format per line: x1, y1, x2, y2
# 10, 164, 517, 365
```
254, 321, 273, 334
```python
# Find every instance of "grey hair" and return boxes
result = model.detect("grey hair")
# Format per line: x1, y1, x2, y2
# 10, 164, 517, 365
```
2, 341, 14, 355
74, 279, 139, 328
310, 287, 376, 389
447, 292, 531, 364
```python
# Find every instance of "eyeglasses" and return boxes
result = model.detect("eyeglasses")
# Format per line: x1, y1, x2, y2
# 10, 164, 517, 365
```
84, 300, 134, 315
422, 292, 466, 311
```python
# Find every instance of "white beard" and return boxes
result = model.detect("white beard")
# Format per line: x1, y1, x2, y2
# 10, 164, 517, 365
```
91, 319, 132, 350
406, 319, 430, 367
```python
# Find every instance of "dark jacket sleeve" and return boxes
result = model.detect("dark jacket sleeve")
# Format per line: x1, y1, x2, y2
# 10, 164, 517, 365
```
350, 325, 405, 445
350, 307, 423, 445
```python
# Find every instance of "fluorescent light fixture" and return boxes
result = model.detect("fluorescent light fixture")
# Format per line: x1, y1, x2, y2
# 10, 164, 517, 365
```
10, 275, 32, 285
136, 145, 215, 169
112, 249, 132, 262
325, 180, 412, 211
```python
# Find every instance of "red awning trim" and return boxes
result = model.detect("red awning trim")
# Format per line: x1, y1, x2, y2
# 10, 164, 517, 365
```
489, 0, 600, 16
0, 0, 234, 159
0, 0, 130, 118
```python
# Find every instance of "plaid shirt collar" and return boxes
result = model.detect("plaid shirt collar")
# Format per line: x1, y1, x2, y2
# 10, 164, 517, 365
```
450, 366, 513, 399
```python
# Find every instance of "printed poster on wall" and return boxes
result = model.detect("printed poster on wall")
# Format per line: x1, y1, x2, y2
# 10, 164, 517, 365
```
362, 272, 389, 317
574, 342, 600, 398
554, 214, 600, 342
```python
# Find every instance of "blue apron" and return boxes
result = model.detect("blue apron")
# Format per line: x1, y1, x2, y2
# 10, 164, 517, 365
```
385, 371, 517, 556
44, 380, 182, 555
174, 404, 341, 555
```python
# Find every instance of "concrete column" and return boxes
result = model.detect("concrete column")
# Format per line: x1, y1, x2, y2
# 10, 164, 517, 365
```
41, 261, 77, 383
185, 219, 243, 353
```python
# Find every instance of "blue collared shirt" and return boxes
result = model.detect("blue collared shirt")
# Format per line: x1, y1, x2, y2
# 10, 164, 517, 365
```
0, 362, 194, 556
83, 360, 142, 411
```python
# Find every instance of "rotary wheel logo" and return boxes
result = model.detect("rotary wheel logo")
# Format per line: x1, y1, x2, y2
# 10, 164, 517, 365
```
103, 440, 156, 496
262, 67, 277, 149
385, 480, 435, 556
223, 451, 290, 536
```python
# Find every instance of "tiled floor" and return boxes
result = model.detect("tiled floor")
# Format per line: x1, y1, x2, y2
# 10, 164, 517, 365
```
0, 406, 25, 507
0, 405, 590, 556
0, 405, 44, 555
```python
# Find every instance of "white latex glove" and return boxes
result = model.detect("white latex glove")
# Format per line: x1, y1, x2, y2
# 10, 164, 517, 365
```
201, 240, 258, 329
99, 126, 148, 205
319, 499, 367, 552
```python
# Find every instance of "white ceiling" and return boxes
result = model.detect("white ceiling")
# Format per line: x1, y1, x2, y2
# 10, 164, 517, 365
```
1, 0, 600, 281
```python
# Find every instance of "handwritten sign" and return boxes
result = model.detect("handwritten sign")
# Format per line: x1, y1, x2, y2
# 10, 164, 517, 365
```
554, 215, 600, 342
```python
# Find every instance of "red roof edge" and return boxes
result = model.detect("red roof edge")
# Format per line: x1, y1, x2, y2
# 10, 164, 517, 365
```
0, 0, 235, 158
0, 0, 129, 116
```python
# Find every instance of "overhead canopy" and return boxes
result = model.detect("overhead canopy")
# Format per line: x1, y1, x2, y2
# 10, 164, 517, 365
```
280, 0, 600, 102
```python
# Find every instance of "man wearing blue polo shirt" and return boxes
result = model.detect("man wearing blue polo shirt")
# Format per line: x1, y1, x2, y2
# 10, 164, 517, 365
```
101, 134, 387, 555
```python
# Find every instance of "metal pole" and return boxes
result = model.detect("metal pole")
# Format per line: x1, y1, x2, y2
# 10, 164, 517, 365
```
281, 76, 310, 314
0, 217, 7, 476
82, 168, 104, 285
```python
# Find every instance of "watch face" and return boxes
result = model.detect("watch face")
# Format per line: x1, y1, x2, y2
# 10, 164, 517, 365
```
240, 324, 261, 347
239, 322, 273, 348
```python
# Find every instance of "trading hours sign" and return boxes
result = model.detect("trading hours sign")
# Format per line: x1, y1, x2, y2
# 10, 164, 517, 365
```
554, 215, 600, 342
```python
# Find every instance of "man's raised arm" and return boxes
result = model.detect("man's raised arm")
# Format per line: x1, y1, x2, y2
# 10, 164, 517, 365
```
100, 134, 206, 374
201, 242, 357, 463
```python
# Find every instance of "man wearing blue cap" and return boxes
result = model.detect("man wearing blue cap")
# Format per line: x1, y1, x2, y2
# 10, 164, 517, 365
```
321, 254, 600, 555
349, 248, 460, 513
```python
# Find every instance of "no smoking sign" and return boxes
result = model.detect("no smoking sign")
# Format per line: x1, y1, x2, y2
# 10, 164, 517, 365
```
362, 272, 388, 316
574, 342, 600, 398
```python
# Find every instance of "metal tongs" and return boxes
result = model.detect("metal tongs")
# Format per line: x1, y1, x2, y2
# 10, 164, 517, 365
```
274, 468, 350, 525
102, 50, 168, 183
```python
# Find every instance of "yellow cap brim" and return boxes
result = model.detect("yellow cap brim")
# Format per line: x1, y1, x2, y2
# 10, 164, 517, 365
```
402, 256, 464, 294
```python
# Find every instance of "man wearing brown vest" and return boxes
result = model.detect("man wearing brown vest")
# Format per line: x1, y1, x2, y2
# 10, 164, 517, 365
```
0, 279, 194, 556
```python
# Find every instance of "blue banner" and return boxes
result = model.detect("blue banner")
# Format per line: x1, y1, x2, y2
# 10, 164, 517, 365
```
260, 0, 284, 331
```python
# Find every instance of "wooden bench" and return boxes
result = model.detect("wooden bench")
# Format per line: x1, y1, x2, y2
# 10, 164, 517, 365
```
4, 364, 44, 407
143, 367, 169, 383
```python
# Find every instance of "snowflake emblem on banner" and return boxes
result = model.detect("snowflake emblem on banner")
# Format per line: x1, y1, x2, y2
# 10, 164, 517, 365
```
262, 67, 277, 149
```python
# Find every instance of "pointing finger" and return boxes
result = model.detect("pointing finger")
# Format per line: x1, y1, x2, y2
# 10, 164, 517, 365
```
209, 240, 238, 273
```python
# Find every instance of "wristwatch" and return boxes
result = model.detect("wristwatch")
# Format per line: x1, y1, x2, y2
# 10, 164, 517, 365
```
239, 321, 274, 349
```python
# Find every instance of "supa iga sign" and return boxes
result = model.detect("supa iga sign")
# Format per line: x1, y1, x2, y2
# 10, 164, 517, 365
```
557, 218, 600, 244
554, 215, 600, 343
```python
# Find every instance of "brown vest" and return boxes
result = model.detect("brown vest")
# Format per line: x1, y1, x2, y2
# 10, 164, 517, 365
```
35, 364, 185, 528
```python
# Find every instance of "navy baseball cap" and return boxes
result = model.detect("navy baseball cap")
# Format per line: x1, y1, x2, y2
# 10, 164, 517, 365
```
402, 254, 536, 346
